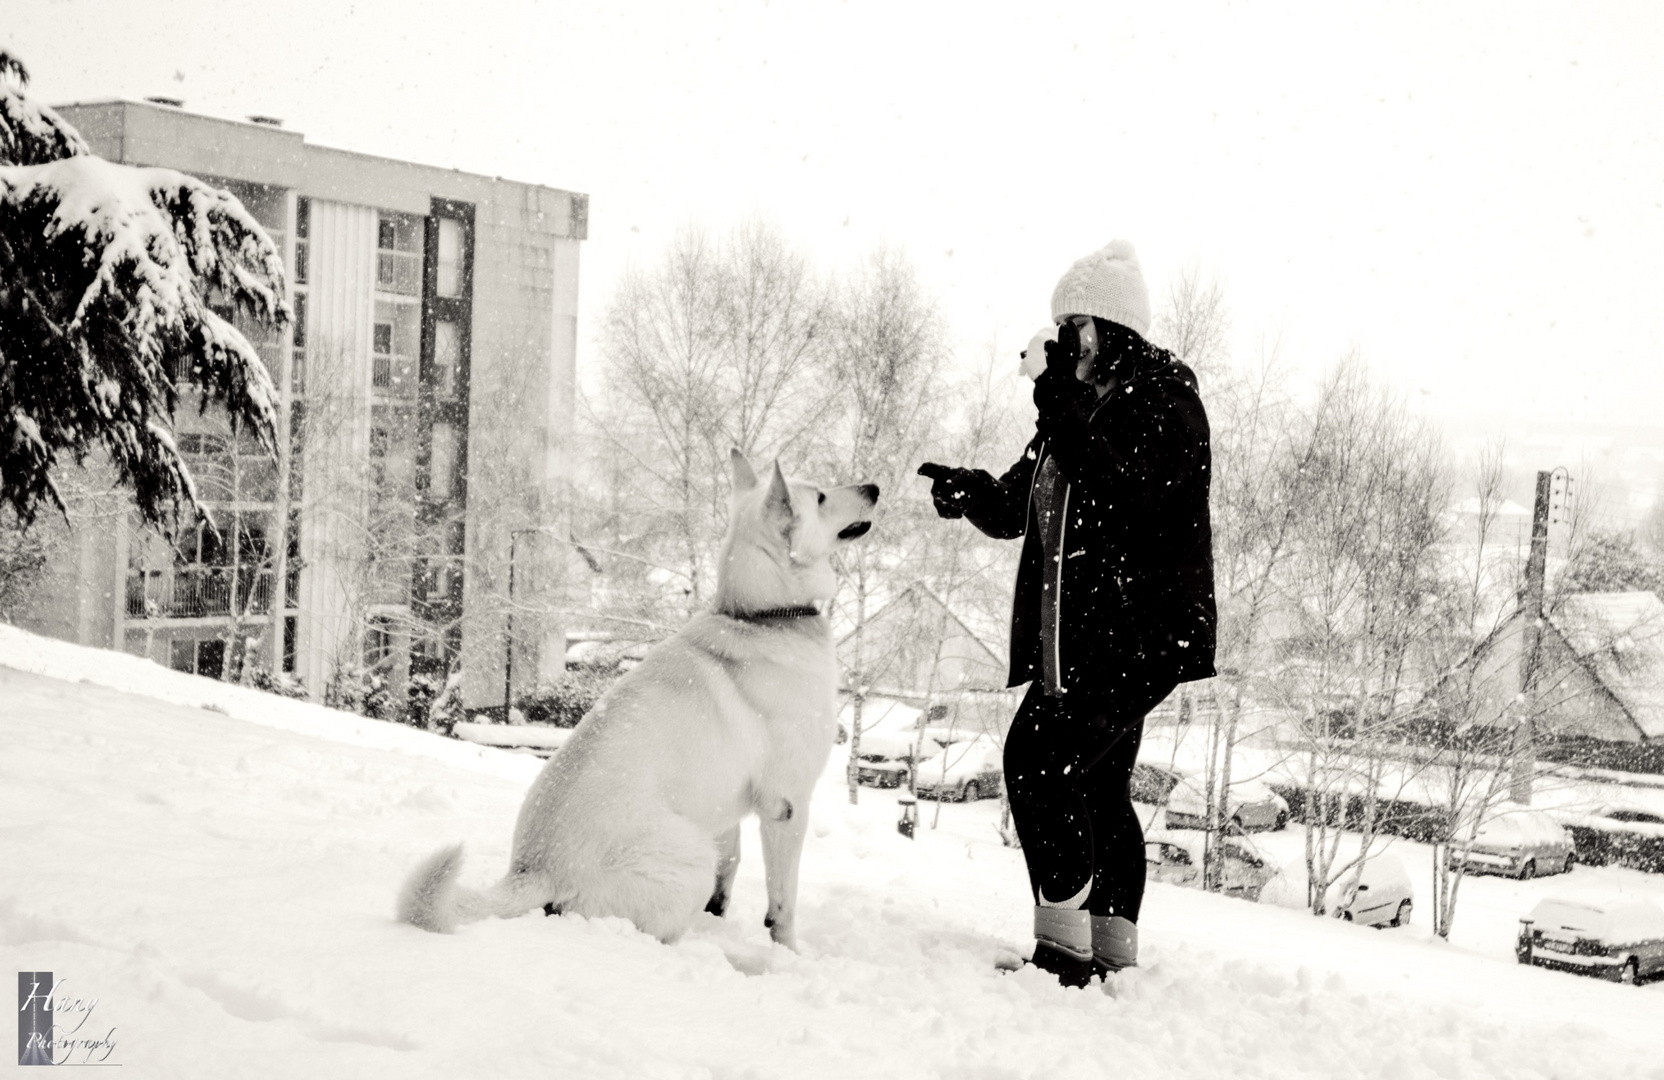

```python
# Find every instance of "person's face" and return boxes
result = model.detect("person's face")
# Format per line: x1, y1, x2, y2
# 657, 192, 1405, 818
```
1058, 315, 1099, 383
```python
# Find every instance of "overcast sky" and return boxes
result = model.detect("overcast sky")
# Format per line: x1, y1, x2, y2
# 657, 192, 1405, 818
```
10, 0, 1664, 439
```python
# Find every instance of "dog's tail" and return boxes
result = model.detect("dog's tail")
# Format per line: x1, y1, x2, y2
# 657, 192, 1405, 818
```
397, 845, 555, 933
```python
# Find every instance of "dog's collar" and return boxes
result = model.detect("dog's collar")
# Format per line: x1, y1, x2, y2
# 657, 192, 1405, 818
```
723, 605, 822, 622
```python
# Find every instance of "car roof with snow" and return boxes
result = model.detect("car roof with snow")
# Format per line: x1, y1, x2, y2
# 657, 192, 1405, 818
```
1528, 898, 1664, 943
1477, 809, 1569, 843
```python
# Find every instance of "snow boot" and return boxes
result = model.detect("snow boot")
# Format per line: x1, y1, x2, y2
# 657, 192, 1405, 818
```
1028, 906, 1096, 988
1092, 915, 1138, 975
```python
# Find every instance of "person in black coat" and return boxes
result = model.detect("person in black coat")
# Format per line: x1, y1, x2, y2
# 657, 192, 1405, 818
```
919, 240, 1216, 986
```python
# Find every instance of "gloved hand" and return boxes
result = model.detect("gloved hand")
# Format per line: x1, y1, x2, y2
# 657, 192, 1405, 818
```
917, 462, 981, 519
1043, 318, 1084, 377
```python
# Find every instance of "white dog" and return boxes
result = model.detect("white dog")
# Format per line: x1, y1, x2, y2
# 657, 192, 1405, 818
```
399, 450, 878, 949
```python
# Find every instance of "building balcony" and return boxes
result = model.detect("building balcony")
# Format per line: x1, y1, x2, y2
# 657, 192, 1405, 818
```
371, 354, 417, 397
126, 567, 276, 620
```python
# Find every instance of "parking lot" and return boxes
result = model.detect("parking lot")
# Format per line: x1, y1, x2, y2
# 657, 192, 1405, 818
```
872, 763, 1664, 984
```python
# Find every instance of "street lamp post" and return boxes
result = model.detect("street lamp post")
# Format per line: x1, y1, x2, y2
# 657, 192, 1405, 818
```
504, 527, 540, 721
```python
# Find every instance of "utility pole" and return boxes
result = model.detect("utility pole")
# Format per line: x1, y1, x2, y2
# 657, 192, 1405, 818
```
1509, 468, 1569, 804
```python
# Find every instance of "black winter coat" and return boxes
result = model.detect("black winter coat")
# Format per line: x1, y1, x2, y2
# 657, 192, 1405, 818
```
962, 345, 1217, 694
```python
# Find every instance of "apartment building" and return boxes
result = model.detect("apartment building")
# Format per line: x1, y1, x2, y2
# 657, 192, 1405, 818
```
20, 98, 585, 715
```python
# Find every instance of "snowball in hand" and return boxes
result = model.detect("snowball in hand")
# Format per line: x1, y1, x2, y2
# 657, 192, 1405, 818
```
1019, 325, 1057, 381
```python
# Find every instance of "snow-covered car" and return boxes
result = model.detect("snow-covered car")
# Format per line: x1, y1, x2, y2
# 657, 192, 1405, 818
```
844, 697, 923, 788
1164, 775, 1290, 833
1448, 808, 1575, 879
1144, 831, 1279, 902
1518, 897, 1664, 985
854, 757, 911, 788
1326, 852, 1413, 928
913, 742, 1004, 802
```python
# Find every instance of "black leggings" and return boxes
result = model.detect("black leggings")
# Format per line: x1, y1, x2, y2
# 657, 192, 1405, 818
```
1003, 676, 1176, 922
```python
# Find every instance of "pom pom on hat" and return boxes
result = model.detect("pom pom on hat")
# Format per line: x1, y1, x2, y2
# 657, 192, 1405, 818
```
1050, 240, 1151, 338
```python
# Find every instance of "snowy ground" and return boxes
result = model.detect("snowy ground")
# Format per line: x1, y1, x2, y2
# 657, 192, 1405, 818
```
3, 626, 1662, 1079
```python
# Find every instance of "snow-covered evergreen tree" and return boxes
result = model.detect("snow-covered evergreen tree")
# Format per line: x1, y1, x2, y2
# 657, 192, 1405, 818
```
0, 51, 287, 530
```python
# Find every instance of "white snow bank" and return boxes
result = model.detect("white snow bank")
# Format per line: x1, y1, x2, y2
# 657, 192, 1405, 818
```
0, 623, 540, 785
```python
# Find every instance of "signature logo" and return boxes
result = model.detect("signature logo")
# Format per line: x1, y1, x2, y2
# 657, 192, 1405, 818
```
17, 972, 120, 1067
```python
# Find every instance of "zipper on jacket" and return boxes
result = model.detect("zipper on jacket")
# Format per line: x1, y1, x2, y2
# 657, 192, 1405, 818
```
1054, 480, 1070, 694
1024, 440, 1070, 696
1022, 439, 1047, 531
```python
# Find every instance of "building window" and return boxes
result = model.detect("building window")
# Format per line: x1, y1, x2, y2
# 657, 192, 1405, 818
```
373, 300, 419, 397
365, 616, 395, 670
177, 432, 229, 457
294, 197, 309, 286
283, 616, 297, 674
433, 319, 459, 400
369, 424, 390, 489
436, 217, 465, 297
377, 213, 423, 296
170, 637, 226, 680
429, 422, 456, 499
291, 291, 308, 395
373, 321, 393, 388
288, 401, 306, 500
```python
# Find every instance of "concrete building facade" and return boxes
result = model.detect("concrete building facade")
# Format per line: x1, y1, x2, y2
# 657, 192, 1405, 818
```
20, 98, 585, 714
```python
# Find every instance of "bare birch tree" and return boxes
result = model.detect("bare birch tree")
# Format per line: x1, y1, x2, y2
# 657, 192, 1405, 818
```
589, 221, 834, 625
1268, 358, 1449, 915
818, 245, 952, 803
1421, 441, 1523, 938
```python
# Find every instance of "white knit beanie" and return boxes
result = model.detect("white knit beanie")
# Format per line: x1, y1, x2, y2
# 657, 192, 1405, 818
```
1050, 240, 1151, 338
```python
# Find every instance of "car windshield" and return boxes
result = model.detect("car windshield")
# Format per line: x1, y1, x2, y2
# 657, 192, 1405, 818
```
1358, 853, 1404, 886
1477, 815, 1533, 844
1533, 899, 1664, 942
1529, 899, 1606, 935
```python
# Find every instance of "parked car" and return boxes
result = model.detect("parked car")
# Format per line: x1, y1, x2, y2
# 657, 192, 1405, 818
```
1144, 831, 1279, 902
1518, 897, 1664, 985
1326, 852, 1414, 928
854, 756, 911, 788
1448, 808, 1575, 879
913, 741, 1004, 802
1164, 775, 1290, 833
844, 697, 922, 789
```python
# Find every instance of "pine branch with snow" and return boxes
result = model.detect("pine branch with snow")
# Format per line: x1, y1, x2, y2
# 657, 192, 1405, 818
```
0, 53, 287, 530
0, 52, 89, 166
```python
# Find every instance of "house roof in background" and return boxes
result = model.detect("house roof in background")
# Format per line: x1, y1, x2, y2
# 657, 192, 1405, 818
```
837, 582, 1003, 669
1551, 592, 1664, 740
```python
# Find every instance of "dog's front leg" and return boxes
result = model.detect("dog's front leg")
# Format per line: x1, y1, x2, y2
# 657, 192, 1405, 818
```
705, 825, 742, 917
758, 805, 810, 950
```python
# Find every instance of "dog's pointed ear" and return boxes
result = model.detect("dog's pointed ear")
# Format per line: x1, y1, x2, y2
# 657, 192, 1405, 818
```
730, 448, 758, 493
763, 461, 794, 525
